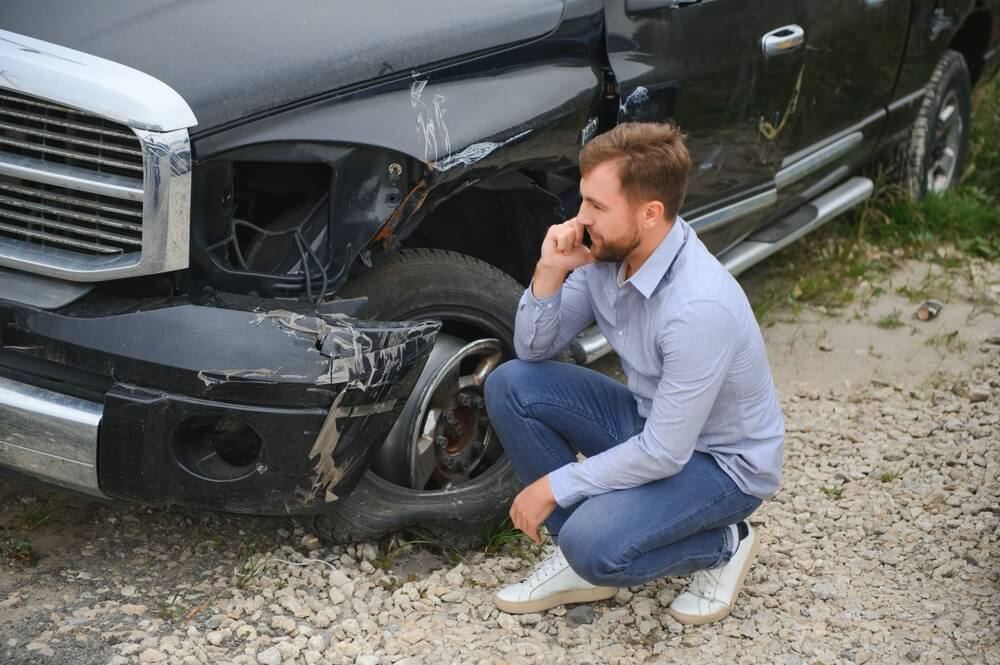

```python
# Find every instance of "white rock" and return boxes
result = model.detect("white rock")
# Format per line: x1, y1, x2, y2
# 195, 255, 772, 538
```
256, 646, 282, 665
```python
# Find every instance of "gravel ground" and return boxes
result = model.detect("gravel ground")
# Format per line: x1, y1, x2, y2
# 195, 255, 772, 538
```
2, 265, 999, 665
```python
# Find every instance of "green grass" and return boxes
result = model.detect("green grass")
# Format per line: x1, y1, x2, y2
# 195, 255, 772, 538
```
876, 308, 904, 329
745, 73, 1000, 322
820, 485, 845, 501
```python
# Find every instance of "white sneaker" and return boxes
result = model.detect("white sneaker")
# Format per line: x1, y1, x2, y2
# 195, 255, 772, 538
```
493, 547, 618, 614
667, 523, 760, 625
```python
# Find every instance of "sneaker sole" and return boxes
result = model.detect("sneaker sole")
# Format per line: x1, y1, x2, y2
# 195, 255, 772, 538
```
666, 531, 761, 626
493, 586, 618, 614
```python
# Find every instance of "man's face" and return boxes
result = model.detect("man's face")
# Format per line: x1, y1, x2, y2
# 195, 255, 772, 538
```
578, 160, 644, 263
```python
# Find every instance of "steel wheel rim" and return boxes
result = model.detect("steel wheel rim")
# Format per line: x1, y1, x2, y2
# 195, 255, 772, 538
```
927, 90, 963, 195
370, 333, 504, 491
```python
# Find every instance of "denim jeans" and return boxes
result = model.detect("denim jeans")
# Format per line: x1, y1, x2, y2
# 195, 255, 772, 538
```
484, 359, 762, 587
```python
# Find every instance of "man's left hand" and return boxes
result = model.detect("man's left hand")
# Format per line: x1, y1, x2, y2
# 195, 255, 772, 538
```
510, 475, 558, 545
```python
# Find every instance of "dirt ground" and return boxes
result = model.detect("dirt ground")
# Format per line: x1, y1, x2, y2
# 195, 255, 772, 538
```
1, 253, 998, 665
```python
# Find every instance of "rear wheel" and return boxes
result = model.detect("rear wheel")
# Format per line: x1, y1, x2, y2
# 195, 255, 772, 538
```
311, 249, 524, 546
903, 49, 972, 200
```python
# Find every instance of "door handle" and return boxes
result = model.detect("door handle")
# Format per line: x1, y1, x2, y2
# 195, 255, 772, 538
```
761, 25, 805, 57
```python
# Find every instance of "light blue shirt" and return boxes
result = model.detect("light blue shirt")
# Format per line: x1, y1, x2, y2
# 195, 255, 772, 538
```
514, 217, 785, 508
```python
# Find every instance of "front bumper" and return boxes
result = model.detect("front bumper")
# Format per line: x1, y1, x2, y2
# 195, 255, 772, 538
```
0, 291, 439, 515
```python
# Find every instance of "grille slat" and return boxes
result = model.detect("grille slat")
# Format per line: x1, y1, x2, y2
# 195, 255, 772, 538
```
0, 182, 142, 218
0, 208, 141, 248
0, 121, 144, 158
0, 90, 146, 258
0, 136, 144, 173
0, 194, 144, 233
0, 107, 137, 142
0, 219, 127, 254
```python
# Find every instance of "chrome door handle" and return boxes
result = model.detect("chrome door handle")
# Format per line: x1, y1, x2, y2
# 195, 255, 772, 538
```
761, 25, 805, 57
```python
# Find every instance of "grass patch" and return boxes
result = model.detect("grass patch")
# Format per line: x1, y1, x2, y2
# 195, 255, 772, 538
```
876, 308, 904, 329
924, 329, 967, 353
820, 485, 844, 501
4, 537, 40, 565
880, 471, 899, 483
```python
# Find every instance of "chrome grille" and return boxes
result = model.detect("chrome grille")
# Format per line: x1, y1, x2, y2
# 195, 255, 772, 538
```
0, 90, 144, 257
0, 91, 143, 177
0, 180, 143, 255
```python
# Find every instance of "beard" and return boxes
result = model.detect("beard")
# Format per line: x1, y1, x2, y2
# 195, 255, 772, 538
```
587, 227, 642, 263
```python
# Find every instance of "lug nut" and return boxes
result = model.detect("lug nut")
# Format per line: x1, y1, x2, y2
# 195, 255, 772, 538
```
444, 410, 457, 425
473, 397, 485, 410
435, 435, 448, 448
457, 393, 471, 407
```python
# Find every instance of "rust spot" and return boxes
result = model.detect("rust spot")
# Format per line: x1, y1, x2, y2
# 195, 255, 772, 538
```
373, 178, 430, 247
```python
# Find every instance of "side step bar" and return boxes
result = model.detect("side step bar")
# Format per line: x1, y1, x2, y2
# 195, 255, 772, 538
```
569, 176, 874, 365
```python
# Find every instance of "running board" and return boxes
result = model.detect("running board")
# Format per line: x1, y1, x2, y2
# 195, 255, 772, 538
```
720, 176, 873, 276
569, 176, 874, 365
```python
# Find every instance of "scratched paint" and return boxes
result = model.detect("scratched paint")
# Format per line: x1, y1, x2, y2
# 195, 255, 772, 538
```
433, 129, 532, 171
410, 78, 451, 161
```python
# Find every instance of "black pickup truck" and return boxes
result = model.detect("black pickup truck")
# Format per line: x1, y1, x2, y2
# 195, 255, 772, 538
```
1, 1, 997, 544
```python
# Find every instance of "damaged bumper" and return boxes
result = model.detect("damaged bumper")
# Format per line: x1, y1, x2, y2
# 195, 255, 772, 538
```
0, 292, 439, 514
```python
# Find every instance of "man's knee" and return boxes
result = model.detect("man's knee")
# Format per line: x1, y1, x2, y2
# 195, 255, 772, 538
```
559, 513, 628, 587
484, 359, 538, 415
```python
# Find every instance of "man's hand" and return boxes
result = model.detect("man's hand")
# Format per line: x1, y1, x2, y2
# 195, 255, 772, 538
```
532, 217, 593, 299
510, 475, 558, 545
540, 216, 593, 273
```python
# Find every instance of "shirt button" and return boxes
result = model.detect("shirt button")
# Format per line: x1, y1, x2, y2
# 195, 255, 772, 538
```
617, 330, 624, 336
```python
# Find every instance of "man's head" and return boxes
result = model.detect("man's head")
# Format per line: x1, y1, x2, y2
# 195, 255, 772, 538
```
577, 122, 691, 263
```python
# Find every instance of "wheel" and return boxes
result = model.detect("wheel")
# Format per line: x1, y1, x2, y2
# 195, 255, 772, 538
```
311, 249, 524, 546
904, 49, 972, 200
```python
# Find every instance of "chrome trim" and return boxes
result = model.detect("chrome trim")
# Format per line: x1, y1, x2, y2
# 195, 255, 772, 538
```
0, 30, 195, 281
689, 189, 777, 234
761, 24, 805, 57
0, 267, 92, 309
0, 124, 193, 281
0, 375, 105, 497
569, 326, 615, 366
776, 132, 863, 190
720, 177, 873, 276
887, 88, 927, 113
0, 30, 197, 132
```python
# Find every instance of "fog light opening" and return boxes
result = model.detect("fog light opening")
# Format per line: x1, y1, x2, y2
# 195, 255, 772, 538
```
173, 415, 263, 482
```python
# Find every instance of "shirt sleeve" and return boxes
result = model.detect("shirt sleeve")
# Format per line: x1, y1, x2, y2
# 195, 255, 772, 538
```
546, 299, 739, 508
513, 266, 595, 362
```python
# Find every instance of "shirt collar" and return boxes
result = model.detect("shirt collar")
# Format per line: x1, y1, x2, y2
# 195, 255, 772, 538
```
621, 216, 689, 299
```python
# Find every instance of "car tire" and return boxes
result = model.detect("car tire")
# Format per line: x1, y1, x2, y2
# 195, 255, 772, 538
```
903, 49, 972, 200
311, 249, 525, 546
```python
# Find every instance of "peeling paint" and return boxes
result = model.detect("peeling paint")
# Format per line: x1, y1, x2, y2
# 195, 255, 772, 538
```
433, 129, 532, 171
196, 368, 275, 387
619, 85, 649, 119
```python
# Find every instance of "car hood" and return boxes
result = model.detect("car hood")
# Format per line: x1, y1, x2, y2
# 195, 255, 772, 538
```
0, 0, 564, 133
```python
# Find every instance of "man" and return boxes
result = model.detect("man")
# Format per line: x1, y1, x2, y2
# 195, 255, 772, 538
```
483, 122, 784, 625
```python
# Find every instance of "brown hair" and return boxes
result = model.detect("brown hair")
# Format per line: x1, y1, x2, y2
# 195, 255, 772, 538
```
578, 121, 692, 220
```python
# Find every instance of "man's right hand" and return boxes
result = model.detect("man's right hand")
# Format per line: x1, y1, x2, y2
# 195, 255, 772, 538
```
540, 216, 593, 272
532, 217, 593, 299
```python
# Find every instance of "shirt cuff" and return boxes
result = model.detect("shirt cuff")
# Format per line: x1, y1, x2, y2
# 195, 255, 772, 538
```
523, 279, 561, 310
548, 464, 586, 509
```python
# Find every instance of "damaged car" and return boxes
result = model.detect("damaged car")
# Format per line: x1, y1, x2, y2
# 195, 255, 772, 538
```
1, 0, 998, 544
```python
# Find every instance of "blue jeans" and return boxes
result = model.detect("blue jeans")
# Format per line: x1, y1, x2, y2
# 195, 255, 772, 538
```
484, 359, 762, 587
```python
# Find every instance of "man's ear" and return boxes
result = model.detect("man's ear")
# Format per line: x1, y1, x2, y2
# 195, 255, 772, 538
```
642, 201, 665, 226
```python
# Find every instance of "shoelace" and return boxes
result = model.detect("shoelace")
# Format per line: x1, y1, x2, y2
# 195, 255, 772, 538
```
520, 550, 567, 586
689, 566, 723, 599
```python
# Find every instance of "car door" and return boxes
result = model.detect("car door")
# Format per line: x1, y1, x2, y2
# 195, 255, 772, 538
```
770, 0, 912, 209
605, 0, 807, 254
